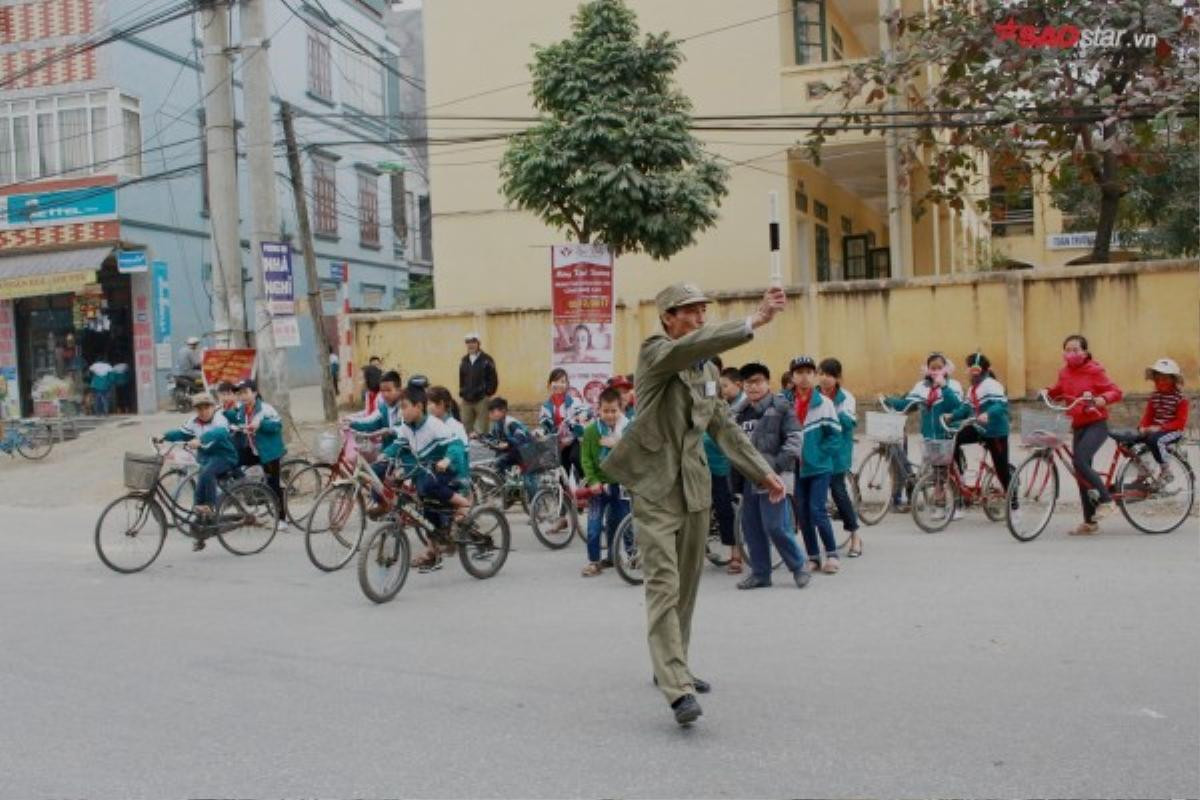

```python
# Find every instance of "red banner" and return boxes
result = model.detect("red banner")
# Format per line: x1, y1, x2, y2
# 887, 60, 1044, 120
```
200, 348, 257, 391
551, 245, 614, 407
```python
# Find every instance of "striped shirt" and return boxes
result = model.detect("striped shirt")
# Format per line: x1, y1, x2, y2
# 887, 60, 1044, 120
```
1141, 390, 1189, 432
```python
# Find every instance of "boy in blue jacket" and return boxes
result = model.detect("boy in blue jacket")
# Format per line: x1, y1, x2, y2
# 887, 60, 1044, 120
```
158, 393, 238, 548
791, 356, 844, 574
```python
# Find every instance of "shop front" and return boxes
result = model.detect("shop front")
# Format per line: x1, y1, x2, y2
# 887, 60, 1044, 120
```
0, 246, 152, 419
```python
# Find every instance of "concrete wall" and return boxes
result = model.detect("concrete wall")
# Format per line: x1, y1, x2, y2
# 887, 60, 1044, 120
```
351, 260, 1199, 407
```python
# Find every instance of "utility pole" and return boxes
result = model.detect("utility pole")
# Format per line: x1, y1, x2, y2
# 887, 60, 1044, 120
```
239, 0, 292, 427
200, 0, 246, 347
280, 102, 338, 422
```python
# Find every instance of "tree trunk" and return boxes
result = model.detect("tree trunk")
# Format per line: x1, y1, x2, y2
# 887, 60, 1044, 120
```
1091, 184, 1122, 264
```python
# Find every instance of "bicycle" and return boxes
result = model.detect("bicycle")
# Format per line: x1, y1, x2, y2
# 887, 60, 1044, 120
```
0, 418, 55, 460
302, 428, 393, 572
523, 434, 584, 549
909, 417, 1007, 533
1006, 392, 1196, 541
94, 439, 280, 573
469, 434, 535, 515
854, 400, 920, 524
357, 463, 511, 603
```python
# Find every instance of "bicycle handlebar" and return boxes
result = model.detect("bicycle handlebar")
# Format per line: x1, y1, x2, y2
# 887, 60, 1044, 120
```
1036, 390, 1092, 413
938, 413, 982, 434
877, 395, 919, 414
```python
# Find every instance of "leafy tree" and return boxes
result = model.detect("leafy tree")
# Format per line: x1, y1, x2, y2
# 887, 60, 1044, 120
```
500, 0, 728, 259
805, 0, 1199, 264
1051, 119, 1199, 257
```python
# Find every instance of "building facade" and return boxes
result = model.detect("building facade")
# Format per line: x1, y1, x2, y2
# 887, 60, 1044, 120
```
421, 0, 1119, 311
0, 0, 431, 417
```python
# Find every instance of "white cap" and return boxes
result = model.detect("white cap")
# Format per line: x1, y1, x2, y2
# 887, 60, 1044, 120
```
186, 336, 200, 345
464, 332, 480, 342
1146, 357, 1181, 376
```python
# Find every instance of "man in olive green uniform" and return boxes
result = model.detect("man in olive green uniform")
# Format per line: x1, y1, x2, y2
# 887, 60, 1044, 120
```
602, 282, 789, 725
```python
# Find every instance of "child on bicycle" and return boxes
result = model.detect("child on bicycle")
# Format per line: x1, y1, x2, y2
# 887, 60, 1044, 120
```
158, 393, 238, 548
539, 368, 592, 481
817, 358, 862, 558
579, 387, 630, 576
428, 385, 469, 450
233, 379, 287, 520
487, 396, 540, 502
949, 352, 1012, 502
1136, 358, 1189, 483
395, 385, 471, 571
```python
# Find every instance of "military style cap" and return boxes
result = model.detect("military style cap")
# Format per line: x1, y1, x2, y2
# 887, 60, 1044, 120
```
191, 393, 216, 408
655, 282, 711, 315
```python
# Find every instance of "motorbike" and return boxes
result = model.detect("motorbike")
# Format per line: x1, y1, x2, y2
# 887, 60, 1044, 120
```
167, 373, 205, 412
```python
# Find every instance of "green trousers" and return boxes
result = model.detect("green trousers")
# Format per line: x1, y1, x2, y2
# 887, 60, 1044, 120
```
635, 490, 710, 704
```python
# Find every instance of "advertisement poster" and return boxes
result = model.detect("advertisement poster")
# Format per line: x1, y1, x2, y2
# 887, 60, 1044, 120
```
261, 242, 295, 315
550, 244, 614, 407
151, 260, 171, 342
200, 349, 257, 390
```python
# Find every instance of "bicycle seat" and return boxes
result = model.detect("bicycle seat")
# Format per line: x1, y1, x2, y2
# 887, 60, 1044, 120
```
1108, 430, 1141, 446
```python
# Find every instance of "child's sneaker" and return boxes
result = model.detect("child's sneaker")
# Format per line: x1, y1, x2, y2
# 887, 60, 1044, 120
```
1158, 466, 1175, 486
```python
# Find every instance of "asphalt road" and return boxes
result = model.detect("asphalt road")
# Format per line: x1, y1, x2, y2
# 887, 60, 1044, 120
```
0, 501, 1196, 798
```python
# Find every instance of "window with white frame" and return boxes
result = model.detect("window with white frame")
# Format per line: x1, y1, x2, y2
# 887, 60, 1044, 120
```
360, 283, 385, 309
307, 17, 333, 101
357, 170, 379, 246
0, 91, 141, 182
340, 46, 384, 116
312, 154, 338, 236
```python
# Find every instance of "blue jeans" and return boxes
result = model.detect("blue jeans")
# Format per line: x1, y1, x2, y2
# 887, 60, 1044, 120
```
196, 461, 234, 508
829, 472, 859, 533
585, 484, 629, 562
740, 490, 806, 579
796, 472, 838, 560
92, 388, 110, 416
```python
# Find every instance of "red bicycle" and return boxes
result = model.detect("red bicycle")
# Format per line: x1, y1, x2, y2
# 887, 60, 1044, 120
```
910, 416, 1008, 533
1006, 392, 1195, 541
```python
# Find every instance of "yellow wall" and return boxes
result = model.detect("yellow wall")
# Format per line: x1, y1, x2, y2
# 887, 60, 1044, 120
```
353, 261, 1199, 407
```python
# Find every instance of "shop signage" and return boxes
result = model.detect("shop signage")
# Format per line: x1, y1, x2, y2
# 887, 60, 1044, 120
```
117, 250, 148, 273
261, 242, 295, 315
0, 187, 117, 230
152, 260, 171, 341
330, 262, 347, 283
271, 316, 301, 348
0, 269, 96, 300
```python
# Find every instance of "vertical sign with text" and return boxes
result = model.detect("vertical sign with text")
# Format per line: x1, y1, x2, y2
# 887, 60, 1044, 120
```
550, 244, 614, 408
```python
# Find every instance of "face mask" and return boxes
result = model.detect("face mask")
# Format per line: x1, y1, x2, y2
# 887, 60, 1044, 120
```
1154, 377, 1176, 393
1064, 352, 1088, 368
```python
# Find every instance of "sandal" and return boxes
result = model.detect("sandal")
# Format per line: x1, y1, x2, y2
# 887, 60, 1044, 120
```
726, 558, 744, 575
822, 558, 840, 574
846, 535, 862, 558
581, 562, 603, 577
1069, 522, 1099, 536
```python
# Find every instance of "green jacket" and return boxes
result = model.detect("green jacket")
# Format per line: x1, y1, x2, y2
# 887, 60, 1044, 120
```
580, 416, 627, 487
949, 376, 1010, 438
602, 319, 772, 513
885, 379, 963, 441
233, 398, 286, 464
702, 433, 730, 477
163, 415, 238, 471
827, 387, 857, 474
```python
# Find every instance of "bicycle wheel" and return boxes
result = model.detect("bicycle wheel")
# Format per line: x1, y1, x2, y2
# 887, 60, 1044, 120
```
304, 482, 366, 571
470, 466, 502, 507
854, 450, 895, 526
1006, 452, 1058, 542
357, 521, 412, 603
529, 487, 576, 549
1116, 450, 1195, 534
284, 462, 332, 527
16, 422, 54, 460
979, 464, 1007, 523
95, 493, 167, 573
911, 470, 957, 533
215, 481, 280, 555
457, 506, 510, 579
612, 512, 643, 586
705, 515, 731, 568
169, 470, 199, 516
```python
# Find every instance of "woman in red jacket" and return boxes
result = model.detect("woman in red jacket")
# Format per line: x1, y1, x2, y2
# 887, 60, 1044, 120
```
1046, 334, 1124, 534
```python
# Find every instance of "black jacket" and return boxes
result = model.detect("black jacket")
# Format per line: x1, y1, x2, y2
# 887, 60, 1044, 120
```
459, 351, 498, 402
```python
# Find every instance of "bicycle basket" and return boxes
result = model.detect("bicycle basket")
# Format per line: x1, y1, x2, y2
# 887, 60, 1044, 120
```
866, 411, 907, 443
518, 437, 560, 473
922, 438, 956, 466
124, 453, 164, 491
1020, 409, 1070, 448
313, 430, 340, 464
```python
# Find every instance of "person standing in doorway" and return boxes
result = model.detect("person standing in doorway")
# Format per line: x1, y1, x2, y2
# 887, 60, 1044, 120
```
601, 283, 788, 727
459, 332, 499, 437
